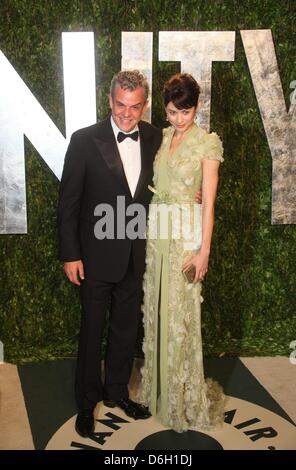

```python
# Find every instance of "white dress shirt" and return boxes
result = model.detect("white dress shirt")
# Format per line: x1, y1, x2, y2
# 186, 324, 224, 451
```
110, 117, 141, 197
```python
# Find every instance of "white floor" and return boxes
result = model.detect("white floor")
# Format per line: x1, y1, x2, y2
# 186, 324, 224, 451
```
0, 356, 295, 450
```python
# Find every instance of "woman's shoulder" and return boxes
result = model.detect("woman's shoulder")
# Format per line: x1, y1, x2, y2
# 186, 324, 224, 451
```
199, 129, 224, 161
186, 125, 224, 161
160, 126, 174, 146
162, 126, 174, 137
193, 126, 222, 144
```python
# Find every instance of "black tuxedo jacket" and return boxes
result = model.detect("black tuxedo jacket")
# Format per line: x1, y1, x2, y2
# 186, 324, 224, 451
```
58, 117, 162, 281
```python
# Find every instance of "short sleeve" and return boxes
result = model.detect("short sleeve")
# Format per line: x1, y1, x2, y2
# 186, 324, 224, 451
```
202, 132, 224, 163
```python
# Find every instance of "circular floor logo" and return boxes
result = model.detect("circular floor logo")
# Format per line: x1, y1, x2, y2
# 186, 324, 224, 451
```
46, 396, 296, 450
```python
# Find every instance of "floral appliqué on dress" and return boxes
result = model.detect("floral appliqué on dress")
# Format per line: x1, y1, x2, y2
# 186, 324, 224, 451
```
137, 125, 226, 433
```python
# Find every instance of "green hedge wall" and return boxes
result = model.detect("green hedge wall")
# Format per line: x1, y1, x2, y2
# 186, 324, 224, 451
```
0, 0, 296, 363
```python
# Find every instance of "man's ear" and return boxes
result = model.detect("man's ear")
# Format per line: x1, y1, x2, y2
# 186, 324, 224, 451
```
142, 99, 149, 114
108, 94, 113, 109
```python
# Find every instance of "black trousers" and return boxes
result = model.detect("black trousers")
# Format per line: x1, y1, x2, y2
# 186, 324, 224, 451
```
75, 252, 143, 410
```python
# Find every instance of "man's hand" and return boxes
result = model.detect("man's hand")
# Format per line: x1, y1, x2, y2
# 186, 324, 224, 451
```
195, 190, 202, 204
64, 260, 85, 285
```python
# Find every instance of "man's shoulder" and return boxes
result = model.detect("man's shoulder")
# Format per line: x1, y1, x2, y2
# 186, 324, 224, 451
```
139, 120, 162, 139
71, 119, 111, 141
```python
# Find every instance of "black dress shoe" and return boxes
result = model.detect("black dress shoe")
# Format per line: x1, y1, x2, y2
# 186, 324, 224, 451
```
104, 398, 151, 420
75, 409, 95, 437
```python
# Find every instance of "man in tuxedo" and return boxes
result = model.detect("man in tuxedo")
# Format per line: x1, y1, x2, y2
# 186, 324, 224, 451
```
58, 70, 162, 437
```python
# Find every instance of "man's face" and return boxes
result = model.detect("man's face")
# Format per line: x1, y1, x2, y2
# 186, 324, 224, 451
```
109, 85, 148, 133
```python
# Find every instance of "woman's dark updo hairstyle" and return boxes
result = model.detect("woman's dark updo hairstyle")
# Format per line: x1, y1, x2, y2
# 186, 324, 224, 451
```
164, 73, 200, 109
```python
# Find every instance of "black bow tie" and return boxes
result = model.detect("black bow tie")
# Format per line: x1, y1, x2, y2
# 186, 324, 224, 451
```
117, 131, 139, 143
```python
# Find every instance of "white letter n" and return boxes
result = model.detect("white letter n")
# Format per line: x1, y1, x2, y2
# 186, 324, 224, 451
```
0, 32, 96, 233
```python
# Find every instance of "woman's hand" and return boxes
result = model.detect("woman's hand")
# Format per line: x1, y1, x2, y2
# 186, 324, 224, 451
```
183, 251, 209, 283
195, 190, 202, 204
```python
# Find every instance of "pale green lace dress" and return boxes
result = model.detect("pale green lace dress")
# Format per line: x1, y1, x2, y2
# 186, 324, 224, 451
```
137, 124, 226, 433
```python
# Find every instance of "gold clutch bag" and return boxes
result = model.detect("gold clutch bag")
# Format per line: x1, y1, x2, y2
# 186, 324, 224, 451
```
182, 264, 196, 283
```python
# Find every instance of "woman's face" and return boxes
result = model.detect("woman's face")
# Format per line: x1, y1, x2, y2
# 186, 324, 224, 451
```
166, 101, 197, 134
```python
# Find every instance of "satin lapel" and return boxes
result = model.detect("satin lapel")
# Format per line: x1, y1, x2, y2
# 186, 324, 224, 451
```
133, 124, 153, 201
93, 121, 131, 196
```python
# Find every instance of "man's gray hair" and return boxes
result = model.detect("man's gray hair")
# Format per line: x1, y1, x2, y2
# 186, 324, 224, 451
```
110, 70, 149, 100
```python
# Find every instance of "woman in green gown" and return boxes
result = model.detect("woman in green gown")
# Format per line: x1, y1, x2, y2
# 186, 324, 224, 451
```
137, 73, 226, 433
